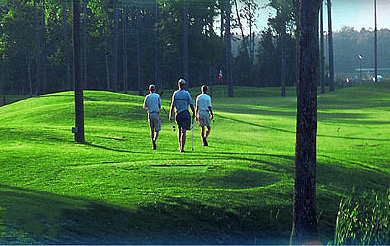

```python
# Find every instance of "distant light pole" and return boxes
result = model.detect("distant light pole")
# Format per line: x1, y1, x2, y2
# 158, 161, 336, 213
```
374, 0, 378, 82
358, 54, 363, 80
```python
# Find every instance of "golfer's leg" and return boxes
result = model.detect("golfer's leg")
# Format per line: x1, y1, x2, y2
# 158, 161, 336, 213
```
178, 129, 182, 150
206, 126, 211, 138
182, 129, 186, 150
154, 131, 159, 141
201, 126, 205, 139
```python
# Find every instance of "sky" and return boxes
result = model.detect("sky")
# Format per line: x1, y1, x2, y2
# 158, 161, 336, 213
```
253, 0, 390, 32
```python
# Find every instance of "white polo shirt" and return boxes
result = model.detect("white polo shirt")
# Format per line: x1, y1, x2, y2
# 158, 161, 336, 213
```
196, 93, 212, 116
143, 93, 161, 114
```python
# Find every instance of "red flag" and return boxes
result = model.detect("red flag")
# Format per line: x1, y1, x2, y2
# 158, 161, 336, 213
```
218, 70, 223, 81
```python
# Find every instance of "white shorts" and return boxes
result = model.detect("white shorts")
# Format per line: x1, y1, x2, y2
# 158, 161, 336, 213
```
198, 114, 211, 127
148, 113, 161, 132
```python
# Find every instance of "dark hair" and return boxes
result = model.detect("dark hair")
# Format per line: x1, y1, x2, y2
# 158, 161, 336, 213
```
201, 85, 208, 93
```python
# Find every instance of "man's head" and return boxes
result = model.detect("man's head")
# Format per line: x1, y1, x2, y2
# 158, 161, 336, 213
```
201, 85, 208, 94
178, 78, 187, 89
149, 84, 156, 93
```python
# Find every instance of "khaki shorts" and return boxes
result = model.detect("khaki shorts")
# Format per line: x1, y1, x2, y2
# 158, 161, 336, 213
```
148, 113, 161, 132
198, 114, 211, 127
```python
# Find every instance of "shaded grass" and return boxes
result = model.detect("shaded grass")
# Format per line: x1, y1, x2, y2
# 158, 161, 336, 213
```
0, 83, 390, 244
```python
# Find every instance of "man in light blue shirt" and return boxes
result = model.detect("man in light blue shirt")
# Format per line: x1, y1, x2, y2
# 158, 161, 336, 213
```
169, 79, 195, 152
143, 84, 161, 150
196, 85, 213, 146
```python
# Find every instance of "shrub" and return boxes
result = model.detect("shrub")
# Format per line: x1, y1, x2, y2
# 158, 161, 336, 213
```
334, 189, 390, 245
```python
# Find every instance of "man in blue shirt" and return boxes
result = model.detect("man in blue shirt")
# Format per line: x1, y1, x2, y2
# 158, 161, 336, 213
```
143, 84, 161, 150
169, 79, 195, 152
196, 85, 214, 146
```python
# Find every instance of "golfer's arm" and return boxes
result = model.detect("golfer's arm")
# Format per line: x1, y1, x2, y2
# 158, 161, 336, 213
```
143, 101, 148, 111
169, 103, 174, 119
190, 104, 195, 116
195, 106, 199, 117
208, 106, 214, 119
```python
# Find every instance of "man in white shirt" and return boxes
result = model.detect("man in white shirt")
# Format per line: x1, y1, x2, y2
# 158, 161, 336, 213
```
143, 84, 161, 150
195, 85, 214, 146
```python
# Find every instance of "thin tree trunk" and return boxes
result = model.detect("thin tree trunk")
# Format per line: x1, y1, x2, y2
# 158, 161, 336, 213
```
234, 0, 244, 40
83, 0, 88, 88
183, 0, 189, 86
73, 0, 85, 143
112, 0, 119, 92
327, 0, 334, 92
374, 0, 377, 82
220, 2, 224, 41
226, 0, 233, 97
290, 0, 321, 244
137, 5, 143, 96
33, 0, 42, 95
154, 0, 160, 91
320, 1, 325, 94
1, 59, 5, 105
281, 25, 286, 97
62, 0, 72, 91
123, 0, 128, 94
104, 22, 111, 91
26, 55, 33, 96
41, 0, 47, 93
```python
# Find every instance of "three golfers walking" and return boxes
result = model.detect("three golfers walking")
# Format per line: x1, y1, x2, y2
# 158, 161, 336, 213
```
143, 79, 213, 152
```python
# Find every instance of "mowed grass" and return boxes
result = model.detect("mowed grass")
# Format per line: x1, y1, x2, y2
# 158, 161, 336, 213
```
0, 84, 390, 244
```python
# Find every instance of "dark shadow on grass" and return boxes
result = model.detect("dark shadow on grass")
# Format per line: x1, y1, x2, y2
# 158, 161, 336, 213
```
84, 142, 148, 154
0, 184, 292, 245
217, 114, 294, 134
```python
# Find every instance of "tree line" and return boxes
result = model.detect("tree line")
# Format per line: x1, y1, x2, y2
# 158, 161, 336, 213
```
0, 0, 261, 96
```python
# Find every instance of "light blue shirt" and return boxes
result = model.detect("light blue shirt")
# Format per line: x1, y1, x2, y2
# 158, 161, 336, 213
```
172, 90, 193, 114
196, 93, 212, 116
143, 93, 161, 114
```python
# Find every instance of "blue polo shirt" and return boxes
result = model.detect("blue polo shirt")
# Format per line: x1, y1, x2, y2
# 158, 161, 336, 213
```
172, 90, 193, 114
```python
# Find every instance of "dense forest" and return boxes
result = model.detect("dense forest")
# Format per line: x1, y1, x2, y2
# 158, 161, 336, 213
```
0, 0, 389, 95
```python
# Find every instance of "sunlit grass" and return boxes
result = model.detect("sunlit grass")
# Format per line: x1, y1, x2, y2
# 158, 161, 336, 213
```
0, 83, 390, 244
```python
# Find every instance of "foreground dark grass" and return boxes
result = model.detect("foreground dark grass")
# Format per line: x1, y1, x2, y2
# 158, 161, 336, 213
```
0, 84, 390, 244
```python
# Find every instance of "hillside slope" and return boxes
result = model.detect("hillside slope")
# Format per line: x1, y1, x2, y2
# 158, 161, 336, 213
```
0, 85, 390, 244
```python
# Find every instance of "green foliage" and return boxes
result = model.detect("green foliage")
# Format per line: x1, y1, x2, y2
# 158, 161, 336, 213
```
334, 189, 390, 245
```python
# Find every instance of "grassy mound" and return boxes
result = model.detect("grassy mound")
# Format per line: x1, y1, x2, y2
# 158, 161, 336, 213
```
0, 84, 389, 244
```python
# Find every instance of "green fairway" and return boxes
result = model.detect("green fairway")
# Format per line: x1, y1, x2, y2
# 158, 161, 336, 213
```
0, 84, 390, 244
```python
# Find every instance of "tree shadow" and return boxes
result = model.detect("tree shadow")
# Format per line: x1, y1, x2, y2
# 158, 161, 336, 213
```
0, 185, 292, 245
218, 114, 389, 142
84, 142, 148, 154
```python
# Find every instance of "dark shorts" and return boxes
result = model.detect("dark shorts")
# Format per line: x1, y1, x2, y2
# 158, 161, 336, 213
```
176, 110, 191, 130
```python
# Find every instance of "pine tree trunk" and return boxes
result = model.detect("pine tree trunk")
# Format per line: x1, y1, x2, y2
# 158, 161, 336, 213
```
41, 0, 47, 93
320, 1, 325, 94
104, 22, 111, 91
220, 2, 224, 41
33, 0, 42, 95
73, 0, 85, 143
183, 0, 189, 86
225, 0, 233, 97
123, 0, 128, 94
62, 0, 72, 91
112, 0, 119, 92
281, 25, 286, 97
1, 59, 5, 105
154, 0, 160, 91
137, 5, 143, 96
82, 0, 88, 89
327, 0, 334, 92
290, 0, 321, 244
26, 55, 33, 95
